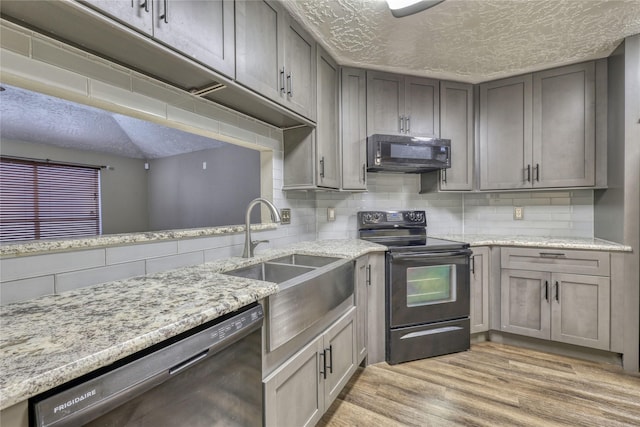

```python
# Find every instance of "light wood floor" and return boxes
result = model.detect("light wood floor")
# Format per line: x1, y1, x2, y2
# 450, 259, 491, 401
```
317, 342, 640, 427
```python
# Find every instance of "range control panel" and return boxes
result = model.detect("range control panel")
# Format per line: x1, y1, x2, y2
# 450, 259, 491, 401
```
357, 210, 426, 228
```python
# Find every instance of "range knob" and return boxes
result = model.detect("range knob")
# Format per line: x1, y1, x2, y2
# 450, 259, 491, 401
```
416, 212, 425, 222
374, 212, 382, 222
363, 213, 373, 223
408, 211, 416, 221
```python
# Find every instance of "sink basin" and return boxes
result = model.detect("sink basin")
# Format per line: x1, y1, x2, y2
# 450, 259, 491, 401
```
222, 254, 355, 351
224, 262, 314, 283
269, 254, 342, 267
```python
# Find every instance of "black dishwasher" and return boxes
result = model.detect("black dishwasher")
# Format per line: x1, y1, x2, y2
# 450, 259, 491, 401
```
30, 303, 263, 427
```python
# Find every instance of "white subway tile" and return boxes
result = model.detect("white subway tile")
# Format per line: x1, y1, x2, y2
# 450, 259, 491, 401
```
106, 241, 178, 265
90, 80, 165, 118
146, 252, 204, 274
55, 261, 145, 293
0, 24, 31, 55
1, 250, 105, 282
1, 276, 54, 305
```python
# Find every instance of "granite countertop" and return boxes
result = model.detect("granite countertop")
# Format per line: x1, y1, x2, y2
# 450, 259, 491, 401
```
0, 223, 277, 258
0, 239, 385, 410
431, 234, 632, 252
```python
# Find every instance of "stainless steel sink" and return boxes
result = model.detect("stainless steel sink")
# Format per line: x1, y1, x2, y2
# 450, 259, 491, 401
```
223, 254, 354, 351
268, 254, 342, 268
223, 262, 314, 283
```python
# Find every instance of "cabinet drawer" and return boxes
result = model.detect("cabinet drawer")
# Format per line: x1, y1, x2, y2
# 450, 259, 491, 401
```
501, 248, 609, 276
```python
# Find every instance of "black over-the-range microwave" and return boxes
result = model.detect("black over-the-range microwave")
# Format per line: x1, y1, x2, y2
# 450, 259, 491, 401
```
366, 134, 451, 173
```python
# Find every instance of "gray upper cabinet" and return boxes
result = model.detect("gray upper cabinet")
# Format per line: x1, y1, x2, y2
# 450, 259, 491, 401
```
533, 62, 595, 188
316, 46, 340, 189
480, 62, 596, 190
341, 68, 367, 191
152, 0, 235, 78
282, 47, 339, 190
82, 0, 235, 77
439, 81, 474, 190
479, 74, 533, 190
235, 0, 316, 120
82, 0, 153, 34
235, 0, 283, 102
366, 71, 439, 137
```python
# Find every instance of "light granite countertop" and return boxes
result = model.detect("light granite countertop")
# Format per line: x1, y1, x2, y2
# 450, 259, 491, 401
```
0, 223, 277, 258
431, 234, 632, 252
0, 239, 385, 410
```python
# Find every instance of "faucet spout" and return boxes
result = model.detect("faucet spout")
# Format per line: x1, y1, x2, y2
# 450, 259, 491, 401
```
242, 198, 282, 258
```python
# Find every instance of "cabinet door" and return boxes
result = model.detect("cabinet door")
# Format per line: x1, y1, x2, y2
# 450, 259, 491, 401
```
264, 335, 325, 427
82, 0, 153, 35
283, 16, 316, 119
470, 247, 490, 333
366, 253, 386, 365
355, 256, 369, 363
533, 62, 595, 188
323, 308, 357, 408
440, 81, 474, 190
341, 68, 367, 191
316, 47, 340, 189
152, 0, 234, 77
551, 273, 610, 350
501, 269, 550, 339
235, 0, 283, 102
366, 71, 404, 135
404, 76, 439, 137
479, 75, 533, 190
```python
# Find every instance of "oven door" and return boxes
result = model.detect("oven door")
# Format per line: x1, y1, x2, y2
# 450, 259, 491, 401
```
387, 249, 471, 328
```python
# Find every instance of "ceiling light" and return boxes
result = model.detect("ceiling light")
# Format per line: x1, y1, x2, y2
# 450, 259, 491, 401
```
386, 0, 445, 17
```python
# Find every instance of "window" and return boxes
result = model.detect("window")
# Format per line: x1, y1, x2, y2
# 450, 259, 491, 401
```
0, 157, 101, 241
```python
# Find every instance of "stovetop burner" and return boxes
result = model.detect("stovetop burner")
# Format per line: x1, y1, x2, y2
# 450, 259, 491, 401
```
357, 210, 467, 251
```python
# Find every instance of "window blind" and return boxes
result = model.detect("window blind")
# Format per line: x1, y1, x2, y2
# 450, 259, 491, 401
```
0, 157, 101, 241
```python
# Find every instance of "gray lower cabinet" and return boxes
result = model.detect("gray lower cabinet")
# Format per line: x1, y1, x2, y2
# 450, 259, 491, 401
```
365, 253, 386, 365
470, 247, 489, 333
439, 81, 474, 190
263, 307, 357, 427
341, 67, 367, 191
479, 61, 597, 190
235, 0, 315, 119
500, 248, 611, 351
82, 0, 235, 77
366, 71, 439, 137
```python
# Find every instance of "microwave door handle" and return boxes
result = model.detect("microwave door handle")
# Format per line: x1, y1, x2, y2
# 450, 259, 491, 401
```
391, 249, 472, 260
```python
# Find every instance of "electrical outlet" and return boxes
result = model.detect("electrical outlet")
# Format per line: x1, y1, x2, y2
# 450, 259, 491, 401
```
514, 206, 524, 220
327, 207, 336, 222
280, 208, 291, 224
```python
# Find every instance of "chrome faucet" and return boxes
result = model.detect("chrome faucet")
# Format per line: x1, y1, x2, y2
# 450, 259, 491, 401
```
242, 197, 282, 258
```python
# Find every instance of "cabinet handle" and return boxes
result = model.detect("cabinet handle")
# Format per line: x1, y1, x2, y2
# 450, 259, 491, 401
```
326, 345, 333, 374
544, 280, 549, 302
555, 281, 560, 302
139, 0, 149, 13
287, 72, 293, 97
159, 0, 168, 23
406, 115, 410, 133
534, 163, 540, 182
441, 168, 447, 184
319, 349, 327, 379
279, 68, 285, 94
362, 163, 366, 184
366, 265, 371, 286
539, 252, 566, 258
470, 255, 475, 275
319, 156, 325, 179
526, 164, 531, 182
399, 116, 404, 133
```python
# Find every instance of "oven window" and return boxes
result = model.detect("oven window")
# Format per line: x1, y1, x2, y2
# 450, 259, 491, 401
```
406, 265, 457, 306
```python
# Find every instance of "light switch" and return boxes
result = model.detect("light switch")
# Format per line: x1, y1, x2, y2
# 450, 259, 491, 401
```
280, 208, 291, 225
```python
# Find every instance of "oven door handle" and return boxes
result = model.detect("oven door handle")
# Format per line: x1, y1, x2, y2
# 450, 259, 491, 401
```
390, 249, 472, 260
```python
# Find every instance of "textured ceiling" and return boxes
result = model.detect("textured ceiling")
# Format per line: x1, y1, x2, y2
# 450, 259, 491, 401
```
0, 85, 226, 159
282, 0, 640, 83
